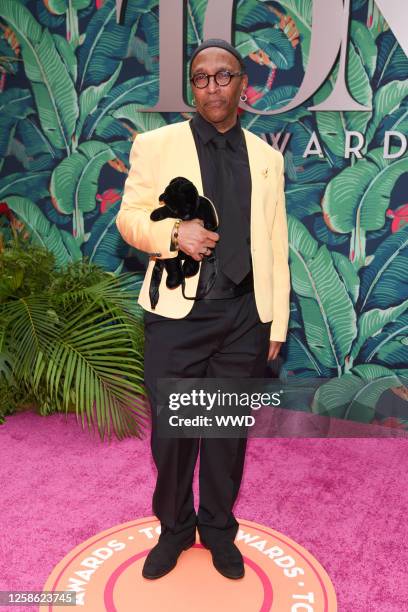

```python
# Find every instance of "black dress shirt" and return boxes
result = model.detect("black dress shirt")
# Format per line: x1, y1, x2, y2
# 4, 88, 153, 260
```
189, 112, 253, 297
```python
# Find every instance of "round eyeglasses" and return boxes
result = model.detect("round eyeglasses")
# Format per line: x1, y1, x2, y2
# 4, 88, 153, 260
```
190, 70, 245, 89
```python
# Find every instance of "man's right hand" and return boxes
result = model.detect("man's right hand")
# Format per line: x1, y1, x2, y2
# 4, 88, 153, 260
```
178, 219, 219, 261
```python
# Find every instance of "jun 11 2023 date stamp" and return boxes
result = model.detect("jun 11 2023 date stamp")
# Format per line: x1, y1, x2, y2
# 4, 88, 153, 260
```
0, 591, 76, 606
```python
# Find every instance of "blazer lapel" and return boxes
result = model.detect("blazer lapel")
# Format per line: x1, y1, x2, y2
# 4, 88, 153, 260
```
243, 128, 265, 247
164, 120, 204, 196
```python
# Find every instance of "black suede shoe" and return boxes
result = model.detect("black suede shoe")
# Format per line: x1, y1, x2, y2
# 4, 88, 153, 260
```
202, 541, 245, 579
142, 535, 196, 579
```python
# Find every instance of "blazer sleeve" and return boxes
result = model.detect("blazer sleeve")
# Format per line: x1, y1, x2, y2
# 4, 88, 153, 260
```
115, 133, 178, 259
269, 152, 291, 342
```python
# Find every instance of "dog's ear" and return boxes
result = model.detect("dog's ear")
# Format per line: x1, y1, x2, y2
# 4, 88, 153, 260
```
150, 206, 170, 221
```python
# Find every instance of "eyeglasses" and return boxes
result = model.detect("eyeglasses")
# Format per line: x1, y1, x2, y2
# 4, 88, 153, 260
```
190, 70, 245, 89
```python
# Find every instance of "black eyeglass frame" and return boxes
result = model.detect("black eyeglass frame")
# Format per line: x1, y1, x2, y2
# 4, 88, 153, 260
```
190, 70, 246, 89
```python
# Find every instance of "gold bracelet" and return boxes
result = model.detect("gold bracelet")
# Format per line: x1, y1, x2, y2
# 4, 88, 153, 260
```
171, 219, 182, 251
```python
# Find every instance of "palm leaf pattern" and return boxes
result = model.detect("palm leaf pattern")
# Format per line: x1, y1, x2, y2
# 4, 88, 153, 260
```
0, 0, 407, 429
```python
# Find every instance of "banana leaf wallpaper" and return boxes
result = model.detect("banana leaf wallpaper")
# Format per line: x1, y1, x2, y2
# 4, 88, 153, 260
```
1, 0, 407, 430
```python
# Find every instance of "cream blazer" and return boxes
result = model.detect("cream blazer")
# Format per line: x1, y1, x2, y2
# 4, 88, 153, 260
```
116, 119, 290, 342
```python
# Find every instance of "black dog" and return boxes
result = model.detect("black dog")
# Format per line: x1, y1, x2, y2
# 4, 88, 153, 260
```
149, 177, 218, 308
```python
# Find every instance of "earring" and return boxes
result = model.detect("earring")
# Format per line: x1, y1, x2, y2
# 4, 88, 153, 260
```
191, 97, 196, 106
240, 91, 247, 102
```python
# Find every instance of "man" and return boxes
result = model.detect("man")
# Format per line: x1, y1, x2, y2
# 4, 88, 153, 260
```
116, 38, 290, 581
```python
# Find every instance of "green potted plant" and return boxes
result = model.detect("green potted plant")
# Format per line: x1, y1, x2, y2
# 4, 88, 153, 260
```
0, 224, 148, 440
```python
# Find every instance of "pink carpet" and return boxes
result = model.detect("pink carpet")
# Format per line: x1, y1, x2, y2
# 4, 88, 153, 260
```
0, 411, 407, 611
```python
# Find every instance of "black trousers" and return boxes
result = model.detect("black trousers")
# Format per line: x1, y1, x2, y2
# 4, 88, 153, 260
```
143, 291, 271, 548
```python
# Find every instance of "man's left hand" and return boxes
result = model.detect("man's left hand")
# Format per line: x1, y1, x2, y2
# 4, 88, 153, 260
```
268, 341, 282, 361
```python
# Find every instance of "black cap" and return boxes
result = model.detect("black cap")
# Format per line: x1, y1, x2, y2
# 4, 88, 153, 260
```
189, 38, 246, 75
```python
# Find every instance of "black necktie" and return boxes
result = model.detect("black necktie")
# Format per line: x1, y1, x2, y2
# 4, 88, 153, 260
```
212, 134, 251, 284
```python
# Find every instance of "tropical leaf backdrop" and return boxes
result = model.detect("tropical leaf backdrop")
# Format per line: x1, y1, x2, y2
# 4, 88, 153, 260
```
1, 0, 407, 430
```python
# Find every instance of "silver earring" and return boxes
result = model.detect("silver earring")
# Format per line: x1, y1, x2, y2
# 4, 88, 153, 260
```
240, 92, 247, 102
191, 97, 196, 106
